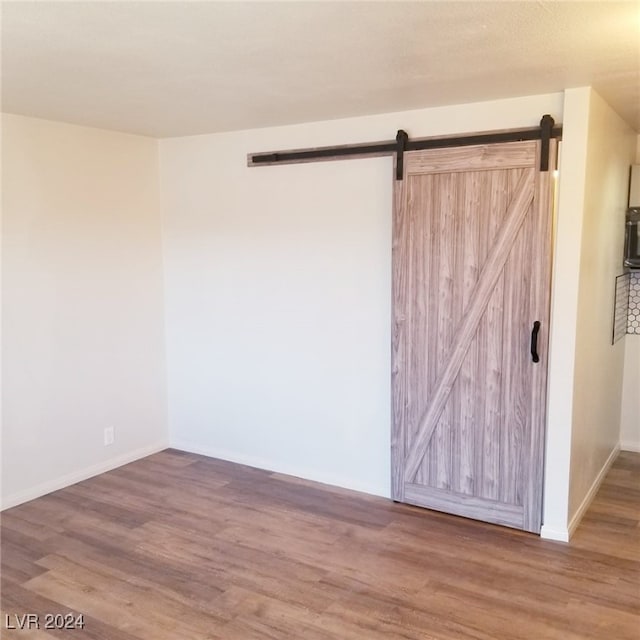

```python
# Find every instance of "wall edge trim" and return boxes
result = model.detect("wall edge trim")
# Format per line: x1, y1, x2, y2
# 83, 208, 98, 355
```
170, 439, 389, 499
540, 525, 570, 542
1, 441, 169, 511
566, 444, 620, 539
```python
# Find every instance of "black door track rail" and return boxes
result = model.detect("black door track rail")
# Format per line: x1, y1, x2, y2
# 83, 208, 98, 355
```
248, 115, 561, 178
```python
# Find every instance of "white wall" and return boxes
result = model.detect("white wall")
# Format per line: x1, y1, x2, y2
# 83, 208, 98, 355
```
621, 340, 640, 450
567, 90, 636, 529
1, 114, 168, 508
542, 89, 636, 541
159, 93, 563, 497
619, 136, 640, 452
541, 88, 591, 540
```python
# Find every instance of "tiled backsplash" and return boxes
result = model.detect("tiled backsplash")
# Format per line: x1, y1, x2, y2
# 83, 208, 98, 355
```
614, 273, 631, 343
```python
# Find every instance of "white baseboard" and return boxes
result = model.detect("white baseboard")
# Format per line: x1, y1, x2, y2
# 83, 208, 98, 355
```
541, 444, 620, 543
566, 444, 620, 539
620, 441, 640, 453
540, 525, 570, 542
170, 439, 389, 499
1, 440, 169, 511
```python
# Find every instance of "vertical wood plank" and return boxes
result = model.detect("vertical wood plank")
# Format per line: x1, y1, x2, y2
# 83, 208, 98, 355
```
478, 276, 504, 501
422, 173, 440, 488
413, 173, 436, 487
390, 162, 409, 501
499, 168, 530, 506
478, 170, 508, 501
432, 173, 456, 490
453, 173, 480, 496
524, 139, 556, 532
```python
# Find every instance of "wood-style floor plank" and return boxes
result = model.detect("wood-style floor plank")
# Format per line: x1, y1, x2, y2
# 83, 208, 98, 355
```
2, 449, 639, 639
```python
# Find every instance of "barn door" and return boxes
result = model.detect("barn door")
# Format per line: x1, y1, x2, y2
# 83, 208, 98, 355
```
391, 140, 555, 533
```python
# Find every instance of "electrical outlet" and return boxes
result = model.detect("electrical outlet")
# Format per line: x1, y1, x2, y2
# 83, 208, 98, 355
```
104, 426, 115, 446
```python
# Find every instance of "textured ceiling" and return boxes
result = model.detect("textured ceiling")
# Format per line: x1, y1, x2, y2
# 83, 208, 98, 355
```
2, 1, 639, 137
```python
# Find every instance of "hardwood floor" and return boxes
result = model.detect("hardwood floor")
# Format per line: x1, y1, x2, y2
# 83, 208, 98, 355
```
1, 449, 638, 639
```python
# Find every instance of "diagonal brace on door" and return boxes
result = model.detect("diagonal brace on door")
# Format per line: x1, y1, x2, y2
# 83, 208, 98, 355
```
403, 169, 536, 483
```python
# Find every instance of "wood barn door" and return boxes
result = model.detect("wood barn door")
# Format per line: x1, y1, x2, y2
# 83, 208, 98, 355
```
391, 140, 555, 533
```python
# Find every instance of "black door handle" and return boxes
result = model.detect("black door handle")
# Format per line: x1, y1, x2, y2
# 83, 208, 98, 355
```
531, 321, 541, 363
